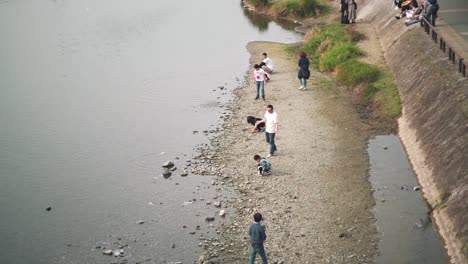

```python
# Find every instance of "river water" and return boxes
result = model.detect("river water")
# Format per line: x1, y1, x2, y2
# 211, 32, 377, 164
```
0, 1, 302, 263
368, 135, 448, 264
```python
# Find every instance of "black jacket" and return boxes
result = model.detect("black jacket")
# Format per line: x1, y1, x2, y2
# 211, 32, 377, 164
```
298, 57, 310, 79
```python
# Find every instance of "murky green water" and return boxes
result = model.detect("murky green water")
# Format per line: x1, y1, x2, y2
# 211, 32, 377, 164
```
0, 1, 301, 263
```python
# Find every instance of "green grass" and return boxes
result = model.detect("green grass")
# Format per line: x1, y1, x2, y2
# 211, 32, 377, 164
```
274, 0, 327, 17
336, 60, 380, 86
370, 75, 402, 118
249, 0, 269, 6
320, 44, 362, 72
286, 22, 402, 119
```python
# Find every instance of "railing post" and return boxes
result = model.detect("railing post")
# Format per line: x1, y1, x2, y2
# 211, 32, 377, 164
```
459, 59, 463, 74
420, 16, 465, 77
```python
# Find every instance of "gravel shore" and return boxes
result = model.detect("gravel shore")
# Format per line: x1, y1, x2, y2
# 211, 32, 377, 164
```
196, 41, 377, 264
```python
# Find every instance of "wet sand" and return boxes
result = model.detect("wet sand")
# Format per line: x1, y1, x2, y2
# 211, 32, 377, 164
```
196, 42, 377, 263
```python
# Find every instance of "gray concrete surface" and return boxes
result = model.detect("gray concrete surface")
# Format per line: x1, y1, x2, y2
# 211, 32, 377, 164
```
439, 0, 468, 42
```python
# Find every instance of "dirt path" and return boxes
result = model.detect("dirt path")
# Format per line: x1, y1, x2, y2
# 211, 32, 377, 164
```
197, 42, 377, 264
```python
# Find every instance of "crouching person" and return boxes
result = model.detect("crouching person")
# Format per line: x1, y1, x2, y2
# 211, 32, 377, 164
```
254, 154, 271, 176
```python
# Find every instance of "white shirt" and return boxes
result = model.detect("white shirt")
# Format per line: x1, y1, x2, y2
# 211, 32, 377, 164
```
264, 111, 278, 133
263, 57, 274, 71
254, 69, 266, 82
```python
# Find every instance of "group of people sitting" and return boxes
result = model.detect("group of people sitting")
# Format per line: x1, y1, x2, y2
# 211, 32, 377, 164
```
394, 0, 440, 26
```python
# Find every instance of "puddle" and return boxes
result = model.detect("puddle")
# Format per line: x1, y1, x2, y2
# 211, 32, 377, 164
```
368, 135, 448, 264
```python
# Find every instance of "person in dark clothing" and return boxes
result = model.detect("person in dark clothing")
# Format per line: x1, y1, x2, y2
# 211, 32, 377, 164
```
425, 0, 439, 26
249, 213, 267, 264
298, 51, 310, 91
248, 116, 265, 132
340, 0, 349, 24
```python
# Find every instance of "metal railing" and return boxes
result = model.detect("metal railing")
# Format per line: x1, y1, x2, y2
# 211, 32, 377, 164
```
421, 17, 466, 77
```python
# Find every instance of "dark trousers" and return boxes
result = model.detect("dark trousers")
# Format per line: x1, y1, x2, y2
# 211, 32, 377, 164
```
265, 132, 277, 155
425, 4, 439, 26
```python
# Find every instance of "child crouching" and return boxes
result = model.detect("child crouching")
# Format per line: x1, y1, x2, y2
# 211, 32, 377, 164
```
254, 154, 271, 176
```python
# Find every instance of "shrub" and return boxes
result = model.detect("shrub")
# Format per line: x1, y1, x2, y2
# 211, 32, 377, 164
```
250, 0, 269, 6
320, 44, 363, 72
282, 0, 323, 17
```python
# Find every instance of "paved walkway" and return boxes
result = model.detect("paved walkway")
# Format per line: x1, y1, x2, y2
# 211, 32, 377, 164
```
439, 0, 468, 42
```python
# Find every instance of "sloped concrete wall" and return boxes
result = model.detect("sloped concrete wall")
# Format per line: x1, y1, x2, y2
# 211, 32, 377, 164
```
359, 0, 468, 263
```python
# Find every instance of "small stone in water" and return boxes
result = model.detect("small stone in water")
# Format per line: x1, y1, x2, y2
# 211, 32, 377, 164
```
137, 220, 145, 224
102, 249, 112, 255
162, 161, 174, 168
112, 249, 124, 257
219, 210, 226, 217
163, 171, 172, 178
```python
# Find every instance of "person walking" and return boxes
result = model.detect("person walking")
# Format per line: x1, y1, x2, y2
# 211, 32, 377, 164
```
254, 105, 278, 158
298, 52, 310, 91
249, 213, 267, 264
253, 64, 266, 100
424, 0, 439, 26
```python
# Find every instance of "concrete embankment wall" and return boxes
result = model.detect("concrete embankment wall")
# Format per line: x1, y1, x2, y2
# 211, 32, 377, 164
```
359, 0, 468, 263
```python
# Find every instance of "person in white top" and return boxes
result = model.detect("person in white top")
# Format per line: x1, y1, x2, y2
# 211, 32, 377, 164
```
253, 105, 278, 157
259, 52, 273, 81
253, 64, 266, 100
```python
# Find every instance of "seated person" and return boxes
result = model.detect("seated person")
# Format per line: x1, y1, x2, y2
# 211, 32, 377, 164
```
248, 116, 265, 132
254, 154, 271, 176
259, 52, 274, 81
395, 0, 418, 19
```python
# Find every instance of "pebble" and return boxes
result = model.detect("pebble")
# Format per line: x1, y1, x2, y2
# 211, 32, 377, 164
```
219, 210, 226, 217
163, 171, 172, 178
162, 161, 175, 168
112, 249, 124, 257
102, 249, 112, 255
205, 216, 215, 222
137, 220, 145, 224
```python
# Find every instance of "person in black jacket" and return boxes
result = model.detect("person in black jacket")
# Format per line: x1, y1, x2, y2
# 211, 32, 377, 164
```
298, 51, 310, 91
424, 0, 439, 26
340, 0, 349, 24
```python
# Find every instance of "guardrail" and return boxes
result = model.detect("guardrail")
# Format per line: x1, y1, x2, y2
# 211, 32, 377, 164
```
420, 16, 466, 77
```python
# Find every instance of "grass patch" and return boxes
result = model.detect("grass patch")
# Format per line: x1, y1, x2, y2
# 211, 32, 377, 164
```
249, 0, 270, 6
273, 0, 328, 17
286, 22, 402, 119
320, 44, 362, 72
370, 75, 401, 118
336, 60, 380, 86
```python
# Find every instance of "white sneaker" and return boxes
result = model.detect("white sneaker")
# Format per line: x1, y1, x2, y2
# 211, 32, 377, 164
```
267, 154, 272, 158
299, 86, 304, 90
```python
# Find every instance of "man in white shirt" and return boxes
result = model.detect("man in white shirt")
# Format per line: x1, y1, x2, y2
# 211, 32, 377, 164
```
254, 105, 278, 158
259, 52, 273, 81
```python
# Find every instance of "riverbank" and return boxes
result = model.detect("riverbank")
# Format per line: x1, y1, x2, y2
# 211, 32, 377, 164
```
196, 41, 376, 263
